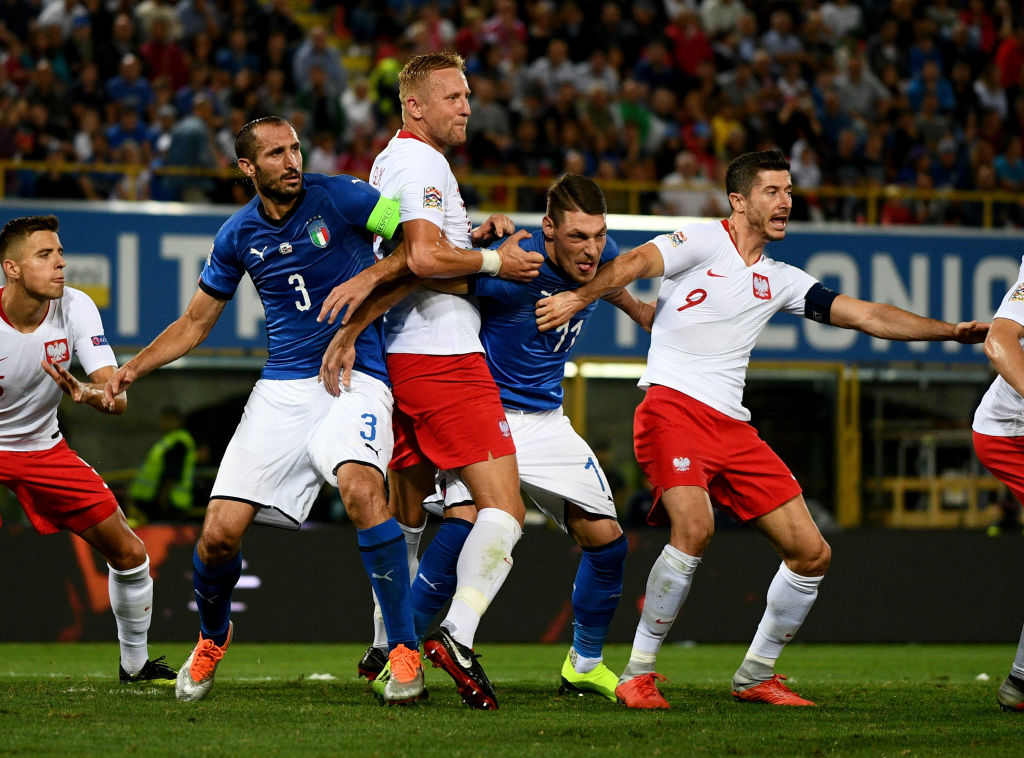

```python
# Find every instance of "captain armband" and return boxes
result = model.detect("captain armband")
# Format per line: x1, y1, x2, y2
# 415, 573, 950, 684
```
803, 282, 840, 324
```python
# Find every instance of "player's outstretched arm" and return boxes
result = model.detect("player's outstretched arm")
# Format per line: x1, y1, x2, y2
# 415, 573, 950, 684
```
984, 317, 1024, 397
319, 274, 421, 396
602, 288, 656, 332
102, 289, 226, 410
42, 362, 126, 415
318, 244, 410, 326
829, 295, 989, 343
537, 242, 664, 332
403, 219, 540, 281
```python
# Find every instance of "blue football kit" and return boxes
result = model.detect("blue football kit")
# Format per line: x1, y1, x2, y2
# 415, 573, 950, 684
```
199, 173, 398, 382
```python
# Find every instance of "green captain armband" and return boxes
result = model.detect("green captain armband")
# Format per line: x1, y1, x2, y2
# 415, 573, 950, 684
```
366, 195, 401, 240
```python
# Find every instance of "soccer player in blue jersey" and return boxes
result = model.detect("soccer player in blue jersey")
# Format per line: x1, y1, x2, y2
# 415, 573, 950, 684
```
102, 116, 425, 704
321, 174, 653, 702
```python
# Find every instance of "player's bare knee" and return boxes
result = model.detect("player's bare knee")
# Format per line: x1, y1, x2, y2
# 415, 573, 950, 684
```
336, 465, 386, 527
105, 533, 148, 572
198, 525, 242, 566
788, 538, 831, 576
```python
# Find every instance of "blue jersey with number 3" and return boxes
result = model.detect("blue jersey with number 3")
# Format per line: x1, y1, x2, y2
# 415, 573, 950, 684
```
470, 230, 619, 411
200, 173, 394, 382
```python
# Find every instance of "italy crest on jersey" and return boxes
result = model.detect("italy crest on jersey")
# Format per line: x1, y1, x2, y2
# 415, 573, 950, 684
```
1010, 282, 1024, 302
307, 218, 330, 248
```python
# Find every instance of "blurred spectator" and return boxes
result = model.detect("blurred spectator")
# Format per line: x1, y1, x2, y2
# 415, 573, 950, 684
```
959, 0, 998, 57
482, 0, 527, 48
293, 25, 346, 101
149, 102, 177, 159
466, 75, 512, 169
916, 92, 951, 149
701, 0, 746, 42
906, 59, 954, 113
254, 67, 295, 121
37, 0, 89, 41
527, 38, 576, 103
34, 142, 86, 199
175, 0, 221, 41
256, 0, 304, 48
789, 141, 824, 221
106, 53, 154, 118
834, 51, 889, 127
820, 0, 863, 41
25, 60, 72, 135
975, 62, 1009, 121
657, 149, 724, 217
866, 17, 907, 79
262, 30, 295, 89
111, 139, 152, 200
575, 48, 620, 97
296, 64, 344, 136
215, 27, 259, 78
163, 92, 221, 201
134, 0, 181, 40
666, 8, 714, 80
140, 16, 188, 91
305, 130, 339, 175
950, 60, 982, 129
760, 9, 804, 66
632, 38, 677, 95
404, 2, 456, 57
72, 106, 103, 161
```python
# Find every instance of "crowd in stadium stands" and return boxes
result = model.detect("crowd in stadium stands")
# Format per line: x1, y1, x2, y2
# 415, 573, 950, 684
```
3, 0, 1024, 224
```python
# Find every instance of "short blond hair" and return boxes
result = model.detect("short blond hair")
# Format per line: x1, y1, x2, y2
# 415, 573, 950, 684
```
398, 51, 466, 114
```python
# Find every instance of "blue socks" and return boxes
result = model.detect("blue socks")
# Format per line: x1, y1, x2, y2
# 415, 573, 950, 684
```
571, 534, 628, 659
410, 518, 473, 640
358, 519, 417, 650
192, 547, 241, 646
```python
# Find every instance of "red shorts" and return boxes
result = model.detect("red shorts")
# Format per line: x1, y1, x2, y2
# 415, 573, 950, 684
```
387, 352, 516, 471
634, 385, 802, 525
973, 431, 1024, 504
0, 438, 119, 535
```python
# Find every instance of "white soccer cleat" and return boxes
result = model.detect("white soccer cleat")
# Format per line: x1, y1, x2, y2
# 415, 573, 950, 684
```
176, 622, 233, 702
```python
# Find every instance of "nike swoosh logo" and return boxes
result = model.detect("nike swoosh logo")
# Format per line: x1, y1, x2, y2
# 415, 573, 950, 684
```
707, 270, 727, 277
654, 619, 671, 624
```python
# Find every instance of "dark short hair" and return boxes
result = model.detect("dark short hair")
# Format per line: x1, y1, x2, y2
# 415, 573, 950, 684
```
725, 150, 790, 196
234, 116, 294, 162
0, 215, 59, 261
546, 174, 607, 225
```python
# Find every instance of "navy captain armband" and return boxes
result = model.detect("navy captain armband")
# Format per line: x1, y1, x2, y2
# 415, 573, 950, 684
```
803, 282, 839, 324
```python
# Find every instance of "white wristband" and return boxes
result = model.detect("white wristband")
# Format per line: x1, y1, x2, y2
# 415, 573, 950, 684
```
478, 248, 501, 276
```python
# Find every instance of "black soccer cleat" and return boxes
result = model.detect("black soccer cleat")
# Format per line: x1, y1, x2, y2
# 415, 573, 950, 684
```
358, 645, 389, 682
119, 655, 177, 684
423, 627, 498, 710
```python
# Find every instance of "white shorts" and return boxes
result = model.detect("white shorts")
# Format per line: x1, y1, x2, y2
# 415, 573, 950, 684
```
211, 371, 394, 529
438, 408, 618, 532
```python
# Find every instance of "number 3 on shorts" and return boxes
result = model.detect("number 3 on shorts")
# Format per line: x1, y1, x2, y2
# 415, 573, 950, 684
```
360, 413, 377, 441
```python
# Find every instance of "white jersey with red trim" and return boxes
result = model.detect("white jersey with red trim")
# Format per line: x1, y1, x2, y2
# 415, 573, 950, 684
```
0, 286, 116, 451
370, 130, 482, 355
973, 257, 1024, 436
641, 219, 818, 421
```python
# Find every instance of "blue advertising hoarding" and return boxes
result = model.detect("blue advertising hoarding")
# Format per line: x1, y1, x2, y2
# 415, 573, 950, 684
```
2, 200, 1021, 363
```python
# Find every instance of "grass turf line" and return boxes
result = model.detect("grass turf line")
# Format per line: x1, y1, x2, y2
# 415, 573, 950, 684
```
1, 642, 1021, 757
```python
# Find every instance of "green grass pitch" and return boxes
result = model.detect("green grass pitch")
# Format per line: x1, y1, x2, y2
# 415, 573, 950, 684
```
2, 642, 1022, 757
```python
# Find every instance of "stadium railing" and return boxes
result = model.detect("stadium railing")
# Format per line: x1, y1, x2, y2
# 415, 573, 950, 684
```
2, 161, 1023, 228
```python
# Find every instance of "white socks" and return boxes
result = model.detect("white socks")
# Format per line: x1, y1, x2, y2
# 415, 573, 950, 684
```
443, 507, 521, 649
108, 556, 153, 675
746, 562, 823, 663
624, 545, 701, 676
